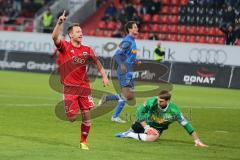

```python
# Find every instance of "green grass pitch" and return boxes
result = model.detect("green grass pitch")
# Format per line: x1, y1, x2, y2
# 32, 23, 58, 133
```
0, 70, 240, 160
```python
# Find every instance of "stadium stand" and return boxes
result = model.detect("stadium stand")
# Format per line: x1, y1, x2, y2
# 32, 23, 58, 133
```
83, 0, 239, 45
0, 0, 53, 32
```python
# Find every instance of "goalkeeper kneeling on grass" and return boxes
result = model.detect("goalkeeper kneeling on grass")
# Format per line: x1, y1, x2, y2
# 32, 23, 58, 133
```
115, 90, 208, 147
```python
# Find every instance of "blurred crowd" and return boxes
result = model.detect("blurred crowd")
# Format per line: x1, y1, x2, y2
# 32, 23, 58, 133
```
102, 0, 162, 25
0, 0, 47, 17
99, 0, 240, 44
100, 0, 162, 38
188, 0, 240, 44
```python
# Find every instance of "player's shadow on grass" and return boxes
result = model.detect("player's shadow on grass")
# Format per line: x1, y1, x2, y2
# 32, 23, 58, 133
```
2, 134, 74, 148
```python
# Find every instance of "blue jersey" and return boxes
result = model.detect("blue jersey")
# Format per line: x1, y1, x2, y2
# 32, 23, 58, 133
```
115, 35, 137, 72
114, 35, 138, 88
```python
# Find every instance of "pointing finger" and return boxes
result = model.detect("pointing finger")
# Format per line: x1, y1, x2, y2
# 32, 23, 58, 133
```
62, 10, 66, 16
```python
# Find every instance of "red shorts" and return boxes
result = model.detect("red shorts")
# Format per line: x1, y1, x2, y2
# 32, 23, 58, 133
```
63, 94, 95, 119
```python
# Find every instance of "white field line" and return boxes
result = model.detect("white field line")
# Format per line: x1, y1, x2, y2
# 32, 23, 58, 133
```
215, 130, 229, 133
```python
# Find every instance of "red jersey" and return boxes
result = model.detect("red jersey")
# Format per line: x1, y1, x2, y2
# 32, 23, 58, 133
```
55, 40, 97, 90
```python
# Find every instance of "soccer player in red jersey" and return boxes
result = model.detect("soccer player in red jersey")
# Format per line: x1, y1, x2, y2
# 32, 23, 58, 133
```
52, 11, 109, 150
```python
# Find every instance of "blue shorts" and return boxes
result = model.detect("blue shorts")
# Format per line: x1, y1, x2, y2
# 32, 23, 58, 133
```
117, 73, 134, 89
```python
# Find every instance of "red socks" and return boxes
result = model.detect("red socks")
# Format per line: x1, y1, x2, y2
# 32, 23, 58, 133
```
80, 123, 91, 143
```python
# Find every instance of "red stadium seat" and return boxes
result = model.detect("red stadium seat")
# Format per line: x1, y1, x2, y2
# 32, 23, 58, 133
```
169, 25, 178, 33
152, 24, 160, 32
178, 34, 187, 42
158, 33, 167, 40
171, 6, 179, 14
98, 21, 106, 29
162, 0, 170, 5
180, 0, 188, 5
160, 24, 168, 33
0, 25, 4, 30
141, 24, 150, 32
207, 36, 216, 44
215, 37, 225, 44
169, 15, 178, 24
165, 34, 171, 41
106, 21, 117, 30
86, 29, 95, 36
198, 26, 206, 35
198, 36, 206, 43
207, 27, 216, 36
96, 30, 104, 37
104, 31, 113, 37
171, 0, 180, 6
161, 6, 169, 14
14, 17, 25, 25
5, 26, 15, 31
167, 34, 178, 41
216, 28, 225, 36
142, 33, 150, 39
23, 21, 33, 32
189, 26, 197, 35
178, 25, 187, 34
152, 14, 160, 23
172, 34, 178, 41
143, 14, 151, 22
160, 15, 168, 24
23, 26, 33, 32
188, 35, 197, 43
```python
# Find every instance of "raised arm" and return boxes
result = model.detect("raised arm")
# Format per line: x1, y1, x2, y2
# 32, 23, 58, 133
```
52, 10, 66, 45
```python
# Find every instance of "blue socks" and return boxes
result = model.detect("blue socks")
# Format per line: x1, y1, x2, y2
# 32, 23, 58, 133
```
112, 99, 126, 118
106, 94, 120, 101
106, 94, 126, 118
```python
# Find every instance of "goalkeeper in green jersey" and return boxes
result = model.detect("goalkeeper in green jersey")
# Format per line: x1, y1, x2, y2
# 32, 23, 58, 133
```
115, 90, 208, 147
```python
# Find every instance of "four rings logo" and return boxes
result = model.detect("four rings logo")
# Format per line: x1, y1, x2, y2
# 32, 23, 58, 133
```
72, 56, 85, 64
189, 48, 227, 65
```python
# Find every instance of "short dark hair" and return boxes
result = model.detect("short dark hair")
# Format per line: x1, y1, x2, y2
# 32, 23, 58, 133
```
67, 23, 80, 33
124, 21, 136, 34
158, 90, 171, 101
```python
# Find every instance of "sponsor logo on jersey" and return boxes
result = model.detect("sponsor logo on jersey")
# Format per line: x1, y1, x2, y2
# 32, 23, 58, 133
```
131, 49, 137, 54
72, 56, 85, 64
83, 52, 89, 57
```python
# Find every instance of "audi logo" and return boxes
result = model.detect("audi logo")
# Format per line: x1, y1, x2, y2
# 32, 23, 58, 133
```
189, 48, 227, 65
72, 56, 85, 64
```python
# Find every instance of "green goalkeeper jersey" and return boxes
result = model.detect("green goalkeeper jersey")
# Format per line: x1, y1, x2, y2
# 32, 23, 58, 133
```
136, 97, 194, 134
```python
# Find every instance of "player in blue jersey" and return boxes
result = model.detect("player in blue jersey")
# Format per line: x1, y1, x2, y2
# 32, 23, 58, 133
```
98, 21, 139, 123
